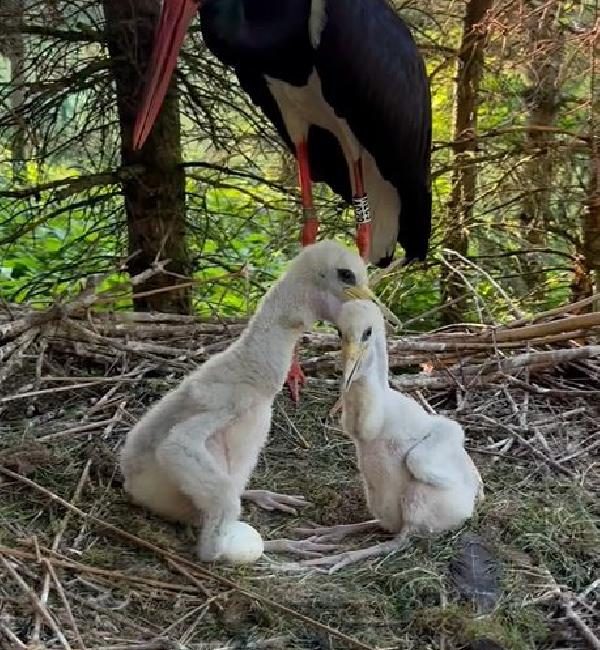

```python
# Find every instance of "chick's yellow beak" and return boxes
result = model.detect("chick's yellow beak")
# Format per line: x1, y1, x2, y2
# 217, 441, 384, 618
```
343, 285, 402, 328
343, 285, 376, 301
341, 341, 367, 391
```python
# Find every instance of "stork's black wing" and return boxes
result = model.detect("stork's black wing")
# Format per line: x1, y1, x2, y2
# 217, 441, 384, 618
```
316, 0, 432, 260
235, 66, 352, 201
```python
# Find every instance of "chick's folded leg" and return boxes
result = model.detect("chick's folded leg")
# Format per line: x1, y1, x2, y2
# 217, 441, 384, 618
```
294, 519, 382, 543
300, 531, 410, 573
155, 414, 240, 562
243, 490, 310, 515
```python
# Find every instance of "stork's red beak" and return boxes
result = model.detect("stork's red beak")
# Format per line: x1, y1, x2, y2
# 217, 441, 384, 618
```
133, 0, 200, 150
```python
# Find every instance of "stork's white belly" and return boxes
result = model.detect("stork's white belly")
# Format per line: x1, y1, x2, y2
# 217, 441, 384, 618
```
265, 70, 400, 264
266, 70, 359, 160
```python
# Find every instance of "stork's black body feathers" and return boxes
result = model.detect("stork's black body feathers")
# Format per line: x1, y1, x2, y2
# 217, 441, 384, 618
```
235, 67, 352, 201
200, 0, 431, 265
315, 0, 432, 262
201, 0, 350, 198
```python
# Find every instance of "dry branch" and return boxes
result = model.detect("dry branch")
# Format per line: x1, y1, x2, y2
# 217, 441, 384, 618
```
0, 545, 199, 594
3, 275, 600, 399
0, 555, 73, 650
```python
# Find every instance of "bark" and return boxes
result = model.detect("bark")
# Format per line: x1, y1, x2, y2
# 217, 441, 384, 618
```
441, 0, 492, 324
579, 4, 600, 309
519, 0, 564, 294
582, 139, 600, 308
102, 0, 191, 313
1, 0, 27, 181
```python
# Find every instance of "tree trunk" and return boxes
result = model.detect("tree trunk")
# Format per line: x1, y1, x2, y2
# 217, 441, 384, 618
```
519, 0, 564, 296
582, 139, 600, 308
102, 0, 191, 313
1, 0, 27, 181
440, 0, 492, 324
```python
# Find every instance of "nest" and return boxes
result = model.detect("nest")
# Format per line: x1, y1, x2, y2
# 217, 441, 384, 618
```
0, 277, 599, 650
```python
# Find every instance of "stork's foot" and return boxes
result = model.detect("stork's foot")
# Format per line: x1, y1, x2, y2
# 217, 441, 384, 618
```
263, 538, 340, 559
243, 490, 310, 515
299, 533, 410, 573
294, 520, 381, 543
285, 357, 306, 404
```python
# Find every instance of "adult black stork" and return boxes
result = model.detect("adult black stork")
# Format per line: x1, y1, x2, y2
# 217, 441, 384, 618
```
132, 0, 432, 401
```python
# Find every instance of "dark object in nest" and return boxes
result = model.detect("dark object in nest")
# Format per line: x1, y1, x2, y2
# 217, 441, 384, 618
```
449, 532, 501, 614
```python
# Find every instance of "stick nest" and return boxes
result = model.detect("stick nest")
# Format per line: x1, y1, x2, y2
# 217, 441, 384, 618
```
0, 279, 598, 650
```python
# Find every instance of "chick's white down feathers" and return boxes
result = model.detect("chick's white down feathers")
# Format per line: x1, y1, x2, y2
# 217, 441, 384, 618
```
220, 522, 264, 564
119, 241, 370, 564
296, 300, 483, 572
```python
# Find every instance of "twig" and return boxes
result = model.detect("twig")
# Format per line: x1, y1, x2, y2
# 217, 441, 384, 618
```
479, 415, 577, 478
0, 555, 73, 650
45, 560, 87, 650
563, 596, 600, 650
89, 642, 177, 650
579, 578, 600, 601
168, 559, 376, 650
443, 247, 524, 319
37, 420, 114, 443
0, 544, 199, 594
0, 328, 39, 387
439, 254, 486, 323
389, 345, 600, 391
506, 290, 600, 328
557, 436, 600, 463
31, 461, 91, 645
0, 381, 123, 404
507, 376, 600, 396
67, 593, 160, 636
0, 621, 27, 650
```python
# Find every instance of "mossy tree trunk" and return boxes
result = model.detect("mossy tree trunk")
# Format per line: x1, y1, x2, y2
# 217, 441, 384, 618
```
519, 0, 564, 297
103, 0, 192, 313
582, 142, 600, 307
1, 0, 27, 181
441, 0, 492, 324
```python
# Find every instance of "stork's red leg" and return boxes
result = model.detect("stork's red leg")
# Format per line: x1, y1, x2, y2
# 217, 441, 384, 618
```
297, 140, 318, 246
353, 159, 372, 261
285, 140, 317, 403
285, 352, 305, 404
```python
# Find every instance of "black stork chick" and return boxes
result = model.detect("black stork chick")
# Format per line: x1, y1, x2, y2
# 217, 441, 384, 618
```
132, 0, 432, 401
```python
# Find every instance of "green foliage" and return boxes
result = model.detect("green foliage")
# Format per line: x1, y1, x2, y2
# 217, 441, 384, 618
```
0, 0, 595, 324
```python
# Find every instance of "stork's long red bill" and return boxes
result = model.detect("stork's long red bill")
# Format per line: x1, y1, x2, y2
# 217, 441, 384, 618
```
133, 0, 199, 150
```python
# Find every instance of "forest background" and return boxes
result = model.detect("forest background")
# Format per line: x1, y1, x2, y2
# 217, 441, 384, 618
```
0, 0, 599, 328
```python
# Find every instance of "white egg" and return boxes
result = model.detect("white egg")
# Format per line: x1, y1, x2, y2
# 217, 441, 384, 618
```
219, 521, 264, 564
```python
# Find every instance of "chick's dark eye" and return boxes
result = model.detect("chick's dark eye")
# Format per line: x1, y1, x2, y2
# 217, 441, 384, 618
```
361, 326, 372, 342
337, 268, 356, 285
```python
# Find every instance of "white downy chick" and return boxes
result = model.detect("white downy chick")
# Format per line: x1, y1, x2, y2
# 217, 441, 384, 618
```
120, 241, 375, 564
296, 299, 483, 572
